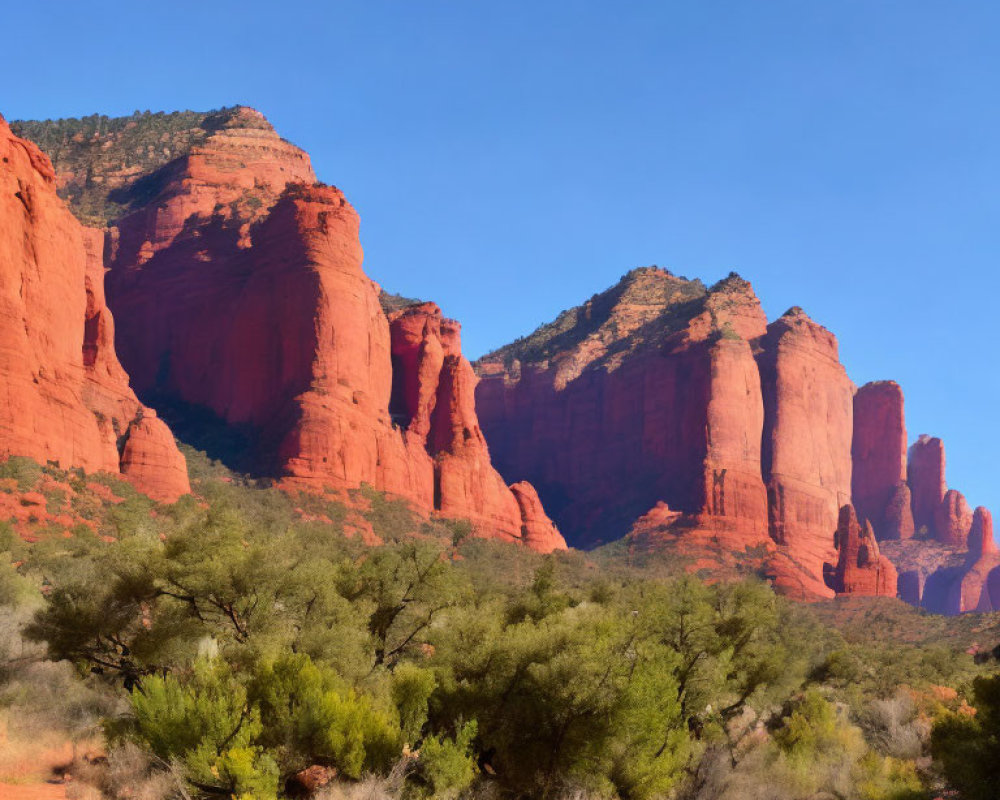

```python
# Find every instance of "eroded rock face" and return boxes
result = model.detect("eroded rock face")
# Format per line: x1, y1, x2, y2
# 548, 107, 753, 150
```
884, 482, 915, 541
0, 115, 188, 502
510, 482, 567, 554
947, 508, 1000, 613
477, 270, 772, 552
852, 381, 908, 539
476, 275, 864, 598
908, 435, 946, 537
392, 305, 548, 542
829, 505, 898, 597
49, 109, 559, 550
119, 412, 191, 501
935, 489, 974, 547
756, 308, 854, 588
18, 106, 997, 603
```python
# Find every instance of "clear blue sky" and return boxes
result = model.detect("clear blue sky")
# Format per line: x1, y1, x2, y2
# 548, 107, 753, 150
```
7, 1, 999, 514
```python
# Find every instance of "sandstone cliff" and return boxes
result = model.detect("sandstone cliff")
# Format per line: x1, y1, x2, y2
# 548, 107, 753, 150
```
0, 115, 188, 502
756, 307, 854, 587
17, 108, 562, 552
16, 106, 994, 595
476, 268, 993, 606
852, 381, 911, 540
476, 269, 772, 550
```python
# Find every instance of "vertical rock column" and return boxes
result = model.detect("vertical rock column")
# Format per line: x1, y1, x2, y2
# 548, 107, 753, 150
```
852, 381, 911, 539
908, 435, 946, 538
757, 308, 854, 586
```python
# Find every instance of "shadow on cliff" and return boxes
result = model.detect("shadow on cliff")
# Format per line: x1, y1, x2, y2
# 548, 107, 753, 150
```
141, 391, 273, 479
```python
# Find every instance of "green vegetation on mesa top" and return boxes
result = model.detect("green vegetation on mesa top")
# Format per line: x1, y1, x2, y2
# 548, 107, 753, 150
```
10, 107, 261, 225
379, 289, 425, 316
476, 267, 709, 370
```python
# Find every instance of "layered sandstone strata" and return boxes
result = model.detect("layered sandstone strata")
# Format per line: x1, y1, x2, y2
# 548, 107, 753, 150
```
477, 270, 772, 552
25, 108, 561, 551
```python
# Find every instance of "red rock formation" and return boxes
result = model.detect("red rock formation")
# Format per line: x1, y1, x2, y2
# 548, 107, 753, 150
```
510, 482, 567, 554
702, 336, 770, 535
389, 302, 449, 440
948, 507, 1000, 613
934, 489, 972, 547
829, 505, 898, 596
935, 489, 974, 547
0, 115, 188, 502
908, 435, 945, 536
396, 306, 548, 542
969, 507, 996, 557
884, 482, 915, 540
852, 381, 909, 539
476, 270, 772, 551
756, 308, 854, 589
109, 107, 315, 272
119, 412, 191, 502
84, 111, 558, 550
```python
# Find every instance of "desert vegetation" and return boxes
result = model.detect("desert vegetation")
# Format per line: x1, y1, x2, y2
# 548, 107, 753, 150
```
0, 452, 997, 799
10, 107, 258, 225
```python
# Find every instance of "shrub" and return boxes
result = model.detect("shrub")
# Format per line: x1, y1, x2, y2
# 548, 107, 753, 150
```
419, 720, 478, 799
124, 658, 279, 799
0, 456, 42, 491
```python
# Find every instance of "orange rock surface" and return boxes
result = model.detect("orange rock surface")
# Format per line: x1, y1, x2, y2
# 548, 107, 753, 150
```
948, 507, 1000, 613
15, 107, 999, 605
477, 270, 773, 552
0, 115, 188, 502
829, 505, 898, 597
756, 308, 854, 595
88, 111, 558, 550
852, 381, 910, 539
509, 481, 566, 553
935, 488, 974, 547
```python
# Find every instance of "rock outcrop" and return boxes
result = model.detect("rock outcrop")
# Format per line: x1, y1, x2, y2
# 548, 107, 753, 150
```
908, 435, 946, 537
756, 308, 854, 587
829, 505, 898, 596
477, 270, 853, 598
852, 382, 910, 539
509, 482, 567, 554
935, 489, 974, 547
20, 108, 558, 550
475, 268, 990, 607
16, 106, 996, 605
948, 507, 1000, 613
884, 482, 916, 541
0, 115, 188, 502
477, 270, 773, 553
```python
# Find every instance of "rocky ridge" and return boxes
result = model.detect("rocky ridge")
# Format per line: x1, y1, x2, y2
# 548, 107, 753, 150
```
13, 107, 564, 553
476, 267, 993, 606
12, 106, 993, 595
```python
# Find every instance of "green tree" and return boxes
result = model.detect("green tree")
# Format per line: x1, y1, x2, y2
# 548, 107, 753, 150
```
932, 674, 1000, 800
